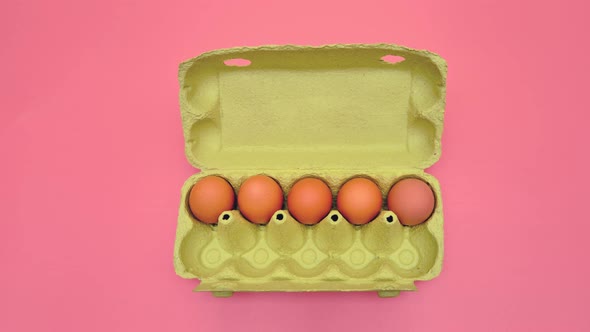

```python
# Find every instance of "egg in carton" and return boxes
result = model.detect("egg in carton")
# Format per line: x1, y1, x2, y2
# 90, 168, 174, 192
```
174, 44, 447, 297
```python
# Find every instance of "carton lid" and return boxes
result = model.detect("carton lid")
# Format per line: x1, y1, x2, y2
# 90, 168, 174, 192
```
178, 44, 446, 170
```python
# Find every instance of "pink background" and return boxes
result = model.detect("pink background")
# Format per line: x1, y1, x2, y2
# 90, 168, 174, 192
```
1, 0, 589, 331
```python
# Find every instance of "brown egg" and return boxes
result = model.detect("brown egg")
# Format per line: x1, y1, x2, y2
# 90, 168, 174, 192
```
337, 177, 383, 225
387, 178, 435, 226
238, 175, 284, 224
287, 177, 333, 225
188, 176, 235, 224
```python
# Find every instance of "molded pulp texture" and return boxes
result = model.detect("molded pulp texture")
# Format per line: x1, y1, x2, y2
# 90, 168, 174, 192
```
174, 44, 447, 297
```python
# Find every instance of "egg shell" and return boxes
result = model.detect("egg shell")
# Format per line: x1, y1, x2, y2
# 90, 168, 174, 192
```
287, 177, 333, 225
387, 178, 435, 226
188, 176, 235, 224
337, 177, 383, 225
238, 175, 284, 224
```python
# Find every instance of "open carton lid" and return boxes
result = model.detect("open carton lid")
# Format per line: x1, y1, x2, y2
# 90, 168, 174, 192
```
178, 44, 446, 171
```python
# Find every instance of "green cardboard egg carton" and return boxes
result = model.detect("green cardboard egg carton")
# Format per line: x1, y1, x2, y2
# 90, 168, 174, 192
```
174, 44, 446, 297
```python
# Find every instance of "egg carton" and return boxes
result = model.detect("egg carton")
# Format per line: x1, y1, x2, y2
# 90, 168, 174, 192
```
174, 44, 447, 297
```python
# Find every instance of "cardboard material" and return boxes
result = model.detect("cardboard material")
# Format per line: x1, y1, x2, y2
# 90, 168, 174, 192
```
174, 44, 447, 297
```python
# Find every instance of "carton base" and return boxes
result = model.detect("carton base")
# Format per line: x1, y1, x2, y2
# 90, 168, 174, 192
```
195, 279, 415, 297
